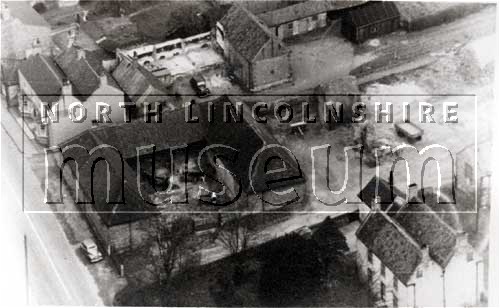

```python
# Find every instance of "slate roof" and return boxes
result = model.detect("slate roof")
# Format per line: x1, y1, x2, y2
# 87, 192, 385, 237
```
357, 176, 404, 213
394, 199, 458, 268
357, 211, 423, 284
55, 47, 120, 100
346, 1, 400, 27
18, 54, 65, 103
219, 5, 282, 61
258, 0, 366, 27
112, 55, 168, 104
204, 97, 305, 193
60, 129, 154, 226
2, 1, 50, 27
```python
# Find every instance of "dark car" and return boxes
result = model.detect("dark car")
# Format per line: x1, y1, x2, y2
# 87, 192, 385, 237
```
190, 75, 210, 97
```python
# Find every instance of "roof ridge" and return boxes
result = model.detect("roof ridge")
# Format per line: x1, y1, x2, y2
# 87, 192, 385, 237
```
234, 3, 285, 46
39, 55, 64, 85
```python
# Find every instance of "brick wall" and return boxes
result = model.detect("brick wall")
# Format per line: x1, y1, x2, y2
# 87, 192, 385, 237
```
251, 54, 291, 92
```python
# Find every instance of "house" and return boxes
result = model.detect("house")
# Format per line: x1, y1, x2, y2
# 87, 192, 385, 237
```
341, 1, 401, 43
56, 96, 306, 256
216, 5, 292, 92
1, 1, 52, 60
1, 59, 21, 106
355, 183, 484, 307
16, 47, 126, 146
17, 54, 66, 145
112, 54, 173, 116
257, 0, 364, 40
315, 76, 359, 130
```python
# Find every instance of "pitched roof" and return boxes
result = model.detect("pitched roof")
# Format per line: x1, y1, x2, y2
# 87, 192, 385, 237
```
394, 200, 457, 268
346, 1, 400, 27
2, 1, 50, 27
112, 55, 168, 104
18, 54, 65, 103
55, 47, 120, 99
258, 0, 365, 27
219, 5, 279, 61
204, 97, 305, 193
357, 176, 404, 213
60, 129, 154, 226
356, 211, 423, 284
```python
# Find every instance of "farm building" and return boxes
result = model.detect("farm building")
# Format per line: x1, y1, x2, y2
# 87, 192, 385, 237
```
257, 0, 364, 40
341, 1, 401, 43
216, 5, 292, 91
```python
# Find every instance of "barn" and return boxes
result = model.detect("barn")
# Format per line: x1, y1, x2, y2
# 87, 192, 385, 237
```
341, 1, 401, 43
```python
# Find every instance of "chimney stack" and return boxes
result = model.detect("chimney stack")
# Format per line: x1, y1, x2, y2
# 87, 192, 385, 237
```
99, 72, 107, 85
77, 48, 85, 60
61, 79, 72, 97
408, 183, 419, 202
371, 196, 381, 211
1, 3, 10, 21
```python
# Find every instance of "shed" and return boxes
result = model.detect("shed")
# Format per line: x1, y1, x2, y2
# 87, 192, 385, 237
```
341, 1, 400, 43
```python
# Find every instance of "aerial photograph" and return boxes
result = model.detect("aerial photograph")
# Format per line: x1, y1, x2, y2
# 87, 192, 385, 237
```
0, 0, 498, 307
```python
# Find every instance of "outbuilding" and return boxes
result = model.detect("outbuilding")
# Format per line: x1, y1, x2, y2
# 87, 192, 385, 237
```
341, 1, 400, 43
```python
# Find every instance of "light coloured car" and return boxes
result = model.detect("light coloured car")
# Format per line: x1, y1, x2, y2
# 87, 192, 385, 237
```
80, 239, 103, 263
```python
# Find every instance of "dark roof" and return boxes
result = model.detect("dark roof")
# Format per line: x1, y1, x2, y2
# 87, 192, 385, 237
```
204, 97, 305, 193
60, 129, 154, 226
2, 1, 50, 27
55, 47, 120, 99
394, 200, 457, 268
1, 59, 21, 85
219, 5, 281, 61
346, 1, 400, 27
18, 54, 65, 103
356, 211, 423, 284
239, 0, 302, 15
258, 0, 366, 27
112, 55, 168, 104
357, 176, 404, 212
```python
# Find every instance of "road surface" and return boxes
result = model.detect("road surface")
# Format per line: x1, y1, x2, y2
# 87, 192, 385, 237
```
1, 101, 103, 306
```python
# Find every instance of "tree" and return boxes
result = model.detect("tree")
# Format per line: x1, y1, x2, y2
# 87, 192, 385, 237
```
217, 213, 258, 255
151, 215, 197, 286
311, 216, 349, 268
259, 233, 323, 306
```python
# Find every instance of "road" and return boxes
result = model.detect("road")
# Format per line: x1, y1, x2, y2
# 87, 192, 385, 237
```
1, 101, 103, 306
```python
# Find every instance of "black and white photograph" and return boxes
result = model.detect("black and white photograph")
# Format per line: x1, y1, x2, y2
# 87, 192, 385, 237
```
0, 0, 498, 306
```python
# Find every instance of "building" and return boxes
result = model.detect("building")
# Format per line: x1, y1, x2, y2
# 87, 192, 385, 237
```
1, 1, 52, 60
56, 96, 306, 255
257, 0, 364, 40
16, 47, 126, 146
112, 55, 173, 116
17, 54, 65, 145
341, 1, 401, 43
216, 5, 292, 91
1, 59, 21, 106
355, 183, 484, 307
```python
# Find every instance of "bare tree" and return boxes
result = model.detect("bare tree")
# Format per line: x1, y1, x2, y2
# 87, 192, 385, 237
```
217, 213, 258, 255
151, 215, 197, 285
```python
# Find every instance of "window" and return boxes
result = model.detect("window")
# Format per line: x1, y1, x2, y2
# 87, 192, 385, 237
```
33, 38, 40, 46
467, 251, 474, 262
370, 25, 377, 34
465, 163, 474, 185
367, 268, 373, 282
288, 23, 293, 30
368, 251, 373, 264
381, 263, 386, 277
380, 282, 386, 300
416, 268, 423, 278
38, 124, 48, 138
393, 277, 398, 291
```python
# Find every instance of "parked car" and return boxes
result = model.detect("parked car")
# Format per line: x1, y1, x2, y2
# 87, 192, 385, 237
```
395, 121, 424, 143
80, 239, 103, 263
190, 74, 210, 97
